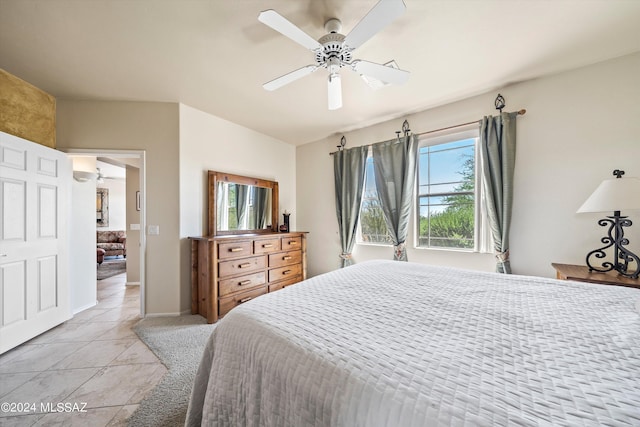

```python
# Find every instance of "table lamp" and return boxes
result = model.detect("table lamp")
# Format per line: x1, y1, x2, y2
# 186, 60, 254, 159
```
577, 169, 640, 279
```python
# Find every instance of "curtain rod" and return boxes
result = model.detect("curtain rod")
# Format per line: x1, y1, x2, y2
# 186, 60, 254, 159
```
414, 109, 526, 137
329, 109, 526, 155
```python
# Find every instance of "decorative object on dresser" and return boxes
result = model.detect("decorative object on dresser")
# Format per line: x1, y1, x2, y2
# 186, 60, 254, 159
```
280, 210, 290, 232
190, 171, 308, 323
577, 169, 640, 279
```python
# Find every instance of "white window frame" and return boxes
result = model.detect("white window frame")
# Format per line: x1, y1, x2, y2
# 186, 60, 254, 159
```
415, 125, 491, 253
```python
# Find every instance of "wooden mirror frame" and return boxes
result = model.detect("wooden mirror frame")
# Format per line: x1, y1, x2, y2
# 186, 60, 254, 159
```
208, 171, 279, 236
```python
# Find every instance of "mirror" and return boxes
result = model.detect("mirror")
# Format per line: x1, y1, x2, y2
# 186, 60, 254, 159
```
208, 171, 279, 235
96, 188, 109, 227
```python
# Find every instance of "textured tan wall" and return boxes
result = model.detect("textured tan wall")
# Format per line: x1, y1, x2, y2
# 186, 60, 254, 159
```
0, 69, 56, 148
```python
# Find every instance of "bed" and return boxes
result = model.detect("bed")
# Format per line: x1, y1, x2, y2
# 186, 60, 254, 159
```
185, 260, 640, 426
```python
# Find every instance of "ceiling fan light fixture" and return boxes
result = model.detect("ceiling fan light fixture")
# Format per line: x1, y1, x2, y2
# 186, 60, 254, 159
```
328, 73, 342, 110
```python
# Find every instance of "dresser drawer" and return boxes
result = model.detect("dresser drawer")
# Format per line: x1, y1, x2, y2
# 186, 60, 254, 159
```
268, 275, 301, 292
281, 236, 302, 251
269, 263, 302, 283
219, 271, 266, 297
219, 286, 268, 318
268, 250, 301, 268
219, 255, 266, 278
218, 241, 252, 259
254, 237, 281, 254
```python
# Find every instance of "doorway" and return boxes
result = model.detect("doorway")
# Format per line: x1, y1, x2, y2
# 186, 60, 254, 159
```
65, 149, 146, 317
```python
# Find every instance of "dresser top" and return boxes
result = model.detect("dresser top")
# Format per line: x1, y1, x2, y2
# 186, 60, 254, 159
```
189, 231, 307, 241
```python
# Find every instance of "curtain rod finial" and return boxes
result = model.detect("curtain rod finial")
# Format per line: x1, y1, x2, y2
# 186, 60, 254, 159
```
495, 94, 506, 112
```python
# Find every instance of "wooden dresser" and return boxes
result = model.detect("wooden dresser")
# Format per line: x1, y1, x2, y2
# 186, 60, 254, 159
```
190, 232, 307, 323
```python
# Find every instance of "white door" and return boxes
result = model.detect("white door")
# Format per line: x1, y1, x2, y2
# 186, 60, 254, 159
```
0, 131, 71, 354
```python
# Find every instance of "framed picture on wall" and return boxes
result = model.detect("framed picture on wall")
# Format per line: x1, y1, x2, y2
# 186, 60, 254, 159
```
97, 188, 109, 227
136, 191, 141, 211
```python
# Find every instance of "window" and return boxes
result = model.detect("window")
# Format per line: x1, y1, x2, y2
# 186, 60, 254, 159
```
359, 154, 393, 245
417, 128, 482, 250
357, 127, 488, 252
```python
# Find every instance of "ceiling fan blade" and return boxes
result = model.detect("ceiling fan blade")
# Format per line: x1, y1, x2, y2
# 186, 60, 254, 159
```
343, 0, 406, 51
258, 10, 322, 51
328, 73, 342, 110
263, 65, 318, 91
351, 60, 410, 85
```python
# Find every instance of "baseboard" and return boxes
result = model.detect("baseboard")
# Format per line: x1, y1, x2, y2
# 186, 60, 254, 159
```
144, 312, 182, 318
144, 309, 191, 318
72, 300, 98, 315
126, 281, 140, 286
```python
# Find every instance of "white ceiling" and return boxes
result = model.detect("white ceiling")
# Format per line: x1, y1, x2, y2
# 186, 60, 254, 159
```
1, 0, 639, 146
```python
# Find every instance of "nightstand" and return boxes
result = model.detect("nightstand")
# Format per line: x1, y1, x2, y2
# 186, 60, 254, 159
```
551, 263, 640, 290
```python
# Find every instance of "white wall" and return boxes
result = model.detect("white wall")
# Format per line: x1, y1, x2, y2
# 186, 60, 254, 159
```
179, 103, 296, 311
97, 178, 126, 232
69, 167, 98, 313
59, 101, 294, 316
297, 52, 640, 279
57, 101, 181, 315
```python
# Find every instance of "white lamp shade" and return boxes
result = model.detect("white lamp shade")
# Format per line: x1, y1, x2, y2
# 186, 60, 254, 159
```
577, 177, 640, 213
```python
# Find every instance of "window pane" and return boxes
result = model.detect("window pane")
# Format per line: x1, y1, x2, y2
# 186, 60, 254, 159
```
417, 138, 476, 250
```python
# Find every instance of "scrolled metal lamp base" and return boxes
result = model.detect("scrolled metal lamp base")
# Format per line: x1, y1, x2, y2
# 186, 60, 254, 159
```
585, 211, 640, 279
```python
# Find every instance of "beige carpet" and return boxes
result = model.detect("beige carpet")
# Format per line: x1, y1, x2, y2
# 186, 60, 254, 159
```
128, 315, 215, 427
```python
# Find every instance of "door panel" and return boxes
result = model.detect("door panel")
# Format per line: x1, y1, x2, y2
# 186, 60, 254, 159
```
38, 255, 57, 312
2, 179, 26, 240
38, 184, 57, 238
0, 131, 71, 354
1, 261, 26, 326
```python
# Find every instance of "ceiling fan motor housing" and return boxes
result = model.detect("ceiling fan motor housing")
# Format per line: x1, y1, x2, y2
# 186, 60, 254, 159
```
315, 32, 351, 69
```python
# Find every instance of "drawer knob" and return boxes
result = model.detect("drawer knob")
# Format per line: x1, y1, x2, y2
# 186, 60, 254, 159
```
239, 296, 253, 304
230, 247, 244, 252
263, 244, 274, 248
288, 241, 298, 245
239, 280, 251, 286
282, 269, 292, 275
283, 256, 292, 261
238, 263, 251, 269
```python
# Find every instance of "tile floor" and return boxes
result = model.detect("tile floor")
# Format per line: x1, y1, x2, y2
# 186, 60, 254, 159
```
0, 270, 166, 426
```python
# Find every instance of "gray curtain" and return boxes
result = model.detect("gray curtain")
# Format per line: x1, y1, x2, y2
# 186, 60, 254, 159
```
253, 187, 268, 229
480, 112, 518, 273
334, 146, 368, 268
371, 135, 418, 261
235, 184, 249, 229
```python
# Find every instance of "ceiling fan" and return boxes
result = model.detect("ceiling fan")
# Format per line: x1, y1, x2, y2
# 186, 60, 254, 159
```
258, 0, 410, 110
96, 168, 118, 183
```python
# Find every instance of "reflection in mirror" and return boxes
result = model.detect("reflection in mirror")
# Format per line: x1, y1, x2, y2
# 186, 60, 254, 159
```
216, 182, 272, 232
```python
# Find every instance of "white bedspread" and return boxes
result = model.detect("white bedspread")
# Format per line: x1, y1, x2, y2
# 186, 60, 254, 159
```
185, 260, 640, 426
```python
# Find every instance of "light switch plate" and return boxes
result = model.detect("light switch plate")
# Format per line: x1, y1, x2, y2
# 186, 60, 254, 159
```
148, 225, 160, 235
130, 223, 141, 230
